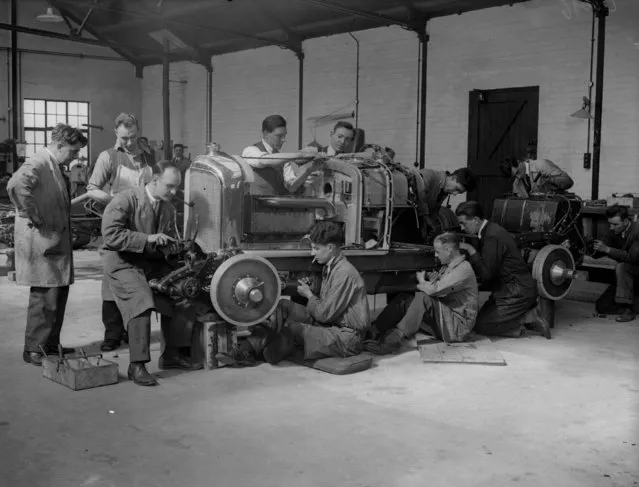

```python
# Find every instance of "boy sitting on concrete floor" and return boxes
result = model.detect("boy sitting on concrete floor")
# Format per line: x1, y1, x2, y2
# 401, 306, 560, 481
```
216, 221, 371, 366
364, 232, 478, 354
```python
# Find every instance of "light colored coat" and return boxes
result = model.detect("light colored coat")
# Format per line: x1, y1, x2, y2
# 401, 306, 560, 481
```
7, 149, 74, 287
513, 158, 574, 198
418, 255, 478, 342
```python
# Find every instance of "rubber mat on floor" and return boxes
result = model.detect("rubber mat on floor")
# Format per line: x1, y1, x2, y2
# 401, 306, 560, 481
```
417, 333, 507, 366
289, 351, 373, 375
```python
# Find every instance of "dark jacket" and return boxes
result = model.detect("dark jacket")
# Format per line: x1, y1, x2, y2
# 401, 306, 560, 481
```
99, 186, 177, 323
468, 221, 537, 300
419, 169, 449, 218
604, 221, 639, 265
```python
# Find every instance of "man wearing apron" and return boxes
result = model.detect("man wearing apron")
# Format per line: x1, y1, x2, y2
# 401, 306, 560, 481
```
83, 113, 155, 352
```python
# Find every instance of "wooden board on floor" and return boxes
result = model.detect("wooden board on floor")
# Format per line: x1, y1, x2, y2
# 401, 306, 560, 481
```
416, 334, 507, 366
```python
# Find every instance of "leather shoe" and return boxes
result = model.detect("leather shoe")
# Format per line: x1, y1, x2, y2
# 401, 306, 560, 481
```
363, 328, 404, 355
45, 345, 75, 355
158, 355, 203, 371
214, 349, 259, 368
616, 309, 637, 323
100, 339, 121, 352
127, 363, 158, 386
523, 306, 551, 339
23, 351, 44, 366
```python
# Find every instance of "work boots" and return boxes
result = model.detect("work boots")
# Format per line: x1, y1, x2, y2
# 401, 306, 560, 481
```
127, 363, 158, 386
616, 308, 637, 323
522, 305, 552, 339
215, 340, 259, 367
363, 328, 404, 355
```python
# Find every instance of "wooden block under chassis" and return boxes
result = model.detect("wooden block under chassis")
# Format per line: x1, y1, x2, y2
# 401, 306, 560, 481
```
191, 320, 239, 370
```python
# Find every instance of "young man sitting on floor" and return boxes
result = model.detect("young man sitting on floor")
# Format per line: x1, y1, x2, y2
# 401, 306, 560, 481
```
217, 221, 371, 366
364, 232, 479, 354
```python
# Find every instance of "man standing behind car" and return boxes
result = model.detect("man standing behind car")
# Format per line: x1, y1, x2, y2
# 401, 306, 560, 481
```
77, 112, 155, 352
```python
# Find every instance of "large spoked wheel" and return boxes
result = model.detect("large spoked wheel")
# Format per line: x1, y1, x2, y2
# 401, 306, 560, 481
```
210, 254, 281, 327
531, 245, 576, 301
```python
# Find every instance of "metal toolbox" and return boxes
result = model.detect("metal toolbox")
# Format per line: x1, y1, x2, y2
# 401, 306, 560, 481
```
41, 348, 119, 391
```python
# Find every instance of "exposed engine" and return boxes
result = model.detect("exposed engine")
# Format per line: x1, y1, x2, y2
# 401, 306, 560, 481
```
148, 143, 439, 326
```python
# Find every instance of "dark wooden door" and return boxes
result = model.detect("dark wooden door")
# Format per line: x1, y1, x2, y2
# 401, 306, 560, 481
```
467, 86, 539, 215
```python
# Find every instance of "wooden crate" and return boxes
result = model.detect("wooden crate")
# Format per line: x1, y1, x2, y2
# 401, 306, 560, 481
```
42, 355, 119, 391
191, 318, 241, 370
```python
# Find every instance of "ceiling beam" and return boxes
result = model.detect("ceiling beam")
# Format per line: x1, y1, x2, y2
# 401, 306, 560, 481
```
98, 0, 224, 33
50, 2, 145, 74
398, 0, 428, 29
294, 0, 422, 31
0, 21, 158, 56
251, 0, 303, 55
55, 0, 301, 52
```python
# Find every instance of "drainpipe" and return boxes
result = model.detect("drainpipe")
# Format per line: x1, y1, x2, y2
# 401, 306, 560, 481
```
205, 64, 213, 144
418, 29, 429, 169
348, 32, 360, 130
297, 51, 304, 149
11, 0, 19, 140
590, 2, 609, 201
162, 39, 171, 160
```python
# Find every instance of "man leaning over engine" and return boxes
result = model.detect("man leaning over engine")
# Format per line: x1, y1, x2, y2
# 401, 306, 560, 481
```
500, 144, 573, 198
241, 114, 323, 195
419, 167, 477, 241
216, 221, 370, 366
100, 161, 201, 386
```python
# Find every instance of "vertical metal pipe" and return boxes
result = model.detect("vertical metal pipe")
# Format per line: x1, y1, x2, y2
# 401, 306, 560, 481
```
205, 65, 212, 144
348, 33, 360, 129
591, 4, 608, 200
418, 31, 429, 169
162, 39, 171, 160
297, 51, 304, 149
10, 0, 19, 140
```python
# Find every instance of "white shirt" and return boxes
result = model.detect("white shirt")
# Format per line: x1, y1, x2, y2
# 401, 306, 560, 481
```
478, 219, 489, 239
241, 139, 297, 186
326, 145, 337, 156
145, 186, 158, 212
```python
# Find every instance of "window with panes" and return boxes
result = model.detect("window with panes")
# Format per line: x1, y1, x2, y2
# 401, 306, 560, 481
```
23, 99, 89, 161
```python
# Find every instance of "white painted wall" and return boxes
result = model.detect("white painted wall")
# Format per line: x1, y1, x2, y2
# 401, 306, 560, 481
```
0, 0, 142, 163
140, 0, 639, 200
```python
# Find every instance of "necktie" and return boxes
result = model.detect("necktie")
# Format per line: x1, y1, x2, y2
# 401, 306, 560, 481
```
523, 174, 532, 194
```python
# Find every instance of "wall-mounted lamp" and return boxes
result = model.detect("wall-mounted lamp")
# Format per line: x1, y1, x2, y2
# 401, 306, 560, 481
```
571, 96, 592, 119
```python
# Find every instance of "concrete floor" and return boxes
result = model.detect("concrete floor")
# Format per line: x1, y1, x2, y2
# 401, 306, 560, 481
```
0, 250, 638, 487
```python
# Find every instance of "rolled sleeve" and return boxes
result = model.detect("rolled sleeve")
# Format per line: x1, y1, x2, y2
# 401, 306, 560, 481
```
241, 146, 268, 168
283, 162, 299, 185
87, 151, 112, 190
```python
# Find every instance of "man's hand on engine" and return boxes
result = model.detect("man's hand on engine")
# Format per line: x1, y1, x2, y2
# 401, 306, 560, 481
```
297, 280, 314, 299
593, 240, 611, 254
147, 233, 176, 247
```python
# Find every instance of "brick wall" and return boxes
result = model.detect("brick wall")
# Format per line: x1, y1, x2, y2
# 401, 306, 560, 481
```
140, 0, 639, 200
0, 0, 142, 163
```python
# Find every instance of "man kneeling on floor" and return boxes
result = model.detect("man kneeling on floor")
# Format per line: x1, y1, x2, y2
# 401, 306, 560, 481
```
101, 161, 201, 386
455, 201, 551, 339
593, 204, 639, 322
217, 221, 370, 366
364, 232, 478, 355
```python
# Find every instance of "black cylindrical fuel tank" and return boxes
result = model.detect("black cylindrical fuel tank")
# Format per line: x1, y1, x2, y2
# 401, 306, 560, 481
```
491, 196, 580, 233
